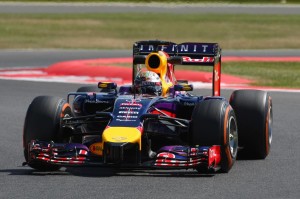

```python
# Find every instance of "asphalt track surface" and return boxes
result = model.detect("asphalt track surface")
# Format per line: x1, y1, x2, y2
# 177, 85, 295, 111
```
0, 51, 300, 198
0, 2, 300, 15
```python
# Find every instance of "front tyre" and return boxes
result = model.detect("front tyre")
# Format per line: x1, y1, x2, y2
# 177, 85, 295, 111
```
190, 100, 238, 173
23, 96, 72, 171
230, 90, 273, 159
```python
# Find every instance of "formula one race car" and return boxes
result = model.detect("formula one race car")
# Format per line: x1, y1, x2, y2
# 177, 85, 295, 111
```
23, 40, 273, 173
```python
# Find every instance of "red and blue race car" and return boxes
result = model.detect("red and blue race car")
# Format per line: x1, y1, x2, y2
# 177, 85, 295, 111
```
23, 40, 273, 173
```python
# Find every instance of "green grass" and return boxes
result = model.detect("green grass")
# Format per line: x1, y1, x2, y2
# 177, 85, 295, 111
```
176, 62, 300, 88
223, 62, 300, 88
0, 13, 299, 49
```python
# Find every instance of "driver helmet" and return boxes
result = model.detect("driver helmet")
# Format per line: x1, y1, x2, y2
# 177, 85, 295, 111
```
135, 71, 162, 96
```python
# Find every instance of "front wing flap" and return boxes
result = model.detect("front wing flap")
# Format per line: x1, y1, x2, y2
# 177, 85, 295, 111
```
28, 140, 89, 165
153, 145, 221, 171
27, 140, 221, 171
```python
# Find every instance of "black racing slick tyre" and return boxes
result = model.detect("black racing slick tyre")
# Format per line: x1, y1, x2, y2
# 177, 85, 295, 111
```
230, 90, 273, 159
190, 100, 238, 173
76, 86, 99, 92
23, 96, 72, 171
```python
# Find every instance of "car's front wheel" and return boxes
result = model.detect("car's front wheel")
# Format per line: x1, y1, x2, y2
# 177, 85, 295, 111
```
23, 96, 72, 171
189, 99, 238, 173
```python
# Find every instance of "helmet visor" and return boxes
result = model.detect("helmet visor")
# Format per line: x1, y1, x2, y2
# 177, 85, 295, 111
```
141, 81, 162, 96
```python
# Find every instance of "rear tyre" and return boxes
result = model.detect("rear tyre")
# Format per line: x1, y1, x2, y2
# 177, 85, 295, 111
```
23, 96, 72, 171
230, 90, 272, 159
190, 100, 238, 173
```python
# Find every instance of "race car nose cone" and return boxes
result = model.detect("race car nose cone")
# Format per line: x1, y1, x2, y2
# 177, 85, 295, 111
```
102, 127, 141, 150
102, 127, 142, 164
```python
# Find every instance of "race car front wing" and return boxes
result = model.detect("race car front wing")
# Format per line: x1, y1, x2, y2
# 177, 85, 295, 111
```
26, 140, 221, 172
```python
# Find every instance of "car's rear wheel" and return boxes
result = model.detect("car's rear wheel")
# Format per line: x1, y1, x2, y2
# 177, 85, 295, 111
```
230, 90, 272, 159
189, 99, 238, 173
23, 96, 72, 171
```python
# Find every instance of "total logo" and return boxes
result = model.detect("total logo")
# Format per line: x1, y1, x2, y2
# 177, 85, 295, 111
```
89, 142, 103, 156
183, 102, 195, 106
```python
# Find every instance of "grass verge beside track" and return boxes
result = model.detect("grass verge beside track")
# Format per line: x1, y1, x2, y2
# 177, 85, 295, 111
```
0, 13, 300, 49
222, 62, 300, 88
157, 62, 300, 88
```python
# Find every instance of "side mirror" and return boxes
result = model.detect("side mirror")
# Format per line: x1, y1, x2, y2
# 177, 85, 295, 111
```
98, 82, 117, 90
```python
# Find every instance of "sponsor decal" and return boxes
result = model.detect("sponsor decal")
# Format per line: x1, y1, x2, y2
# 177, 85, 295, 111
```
111, 136, 127, 142
117, 115, 138, 118
139, 44, 212, 53
120, 103, 142, 107
183, 102, 195, 106
85, 99, 110, 104
119, 111, 139, 114
157, 152, 176, 159
116, 99, 143, 122
214, 69, 220, 81
182, 57, 214, 63
119, 107, 140, 110
125, 99, 141, 103
116, 119, 136, 122
89, 142, 103, 156
139, 44, 176, 52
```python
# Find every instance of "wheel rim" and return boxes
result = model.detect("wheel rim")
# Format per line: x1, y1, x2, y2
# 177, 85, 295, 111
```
268, 104, 273, 146
59, 104, 72, 143
228, 116, 238, 158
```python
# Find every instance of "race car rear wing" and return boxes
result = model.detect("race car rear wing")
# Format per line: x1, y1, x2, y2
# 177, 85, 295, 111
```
133, 40, 222, 96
